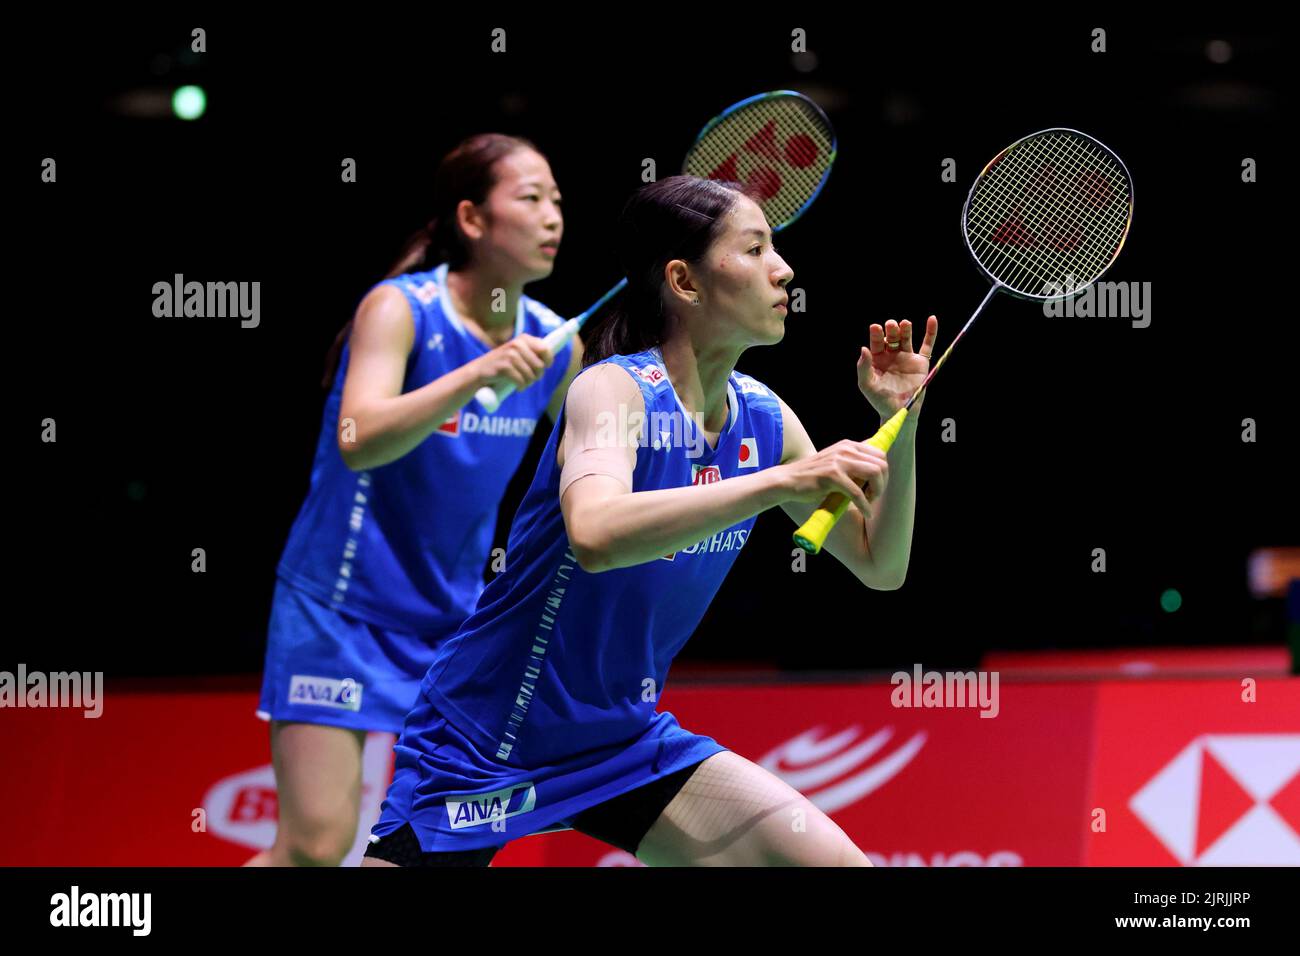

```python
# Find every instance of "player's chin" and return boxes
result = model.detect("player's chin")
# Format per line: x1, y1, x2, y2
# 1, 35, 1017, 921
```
758, 313, 787, 343
522, 256, 556, 282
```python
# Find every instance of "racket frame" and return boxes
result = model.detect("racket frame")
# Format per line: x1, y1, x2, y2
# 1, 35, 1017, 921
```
475, 90, 836, 411
960, 127, 1134, 303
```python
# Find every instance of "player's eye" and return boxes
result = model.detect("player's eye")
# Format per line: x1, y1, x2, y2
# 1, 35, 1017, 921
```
749, 245, 763, 255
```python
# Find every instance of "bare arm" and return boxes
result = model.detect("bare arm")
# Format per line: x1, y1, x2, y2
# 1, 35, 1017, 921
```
338, 285, 554, 471
558, 366, 885, 573
545, 333, 585, 424
775, 395, 916, 590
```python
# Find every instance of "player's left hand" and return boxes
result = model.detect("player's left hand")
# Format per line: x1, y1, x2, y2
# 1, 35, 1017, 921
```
857, 315, 938, 418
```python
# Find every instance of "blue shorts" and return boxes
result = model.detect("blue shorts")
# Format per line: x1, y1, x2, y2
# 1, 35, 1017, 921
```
371, 692, 728, 852
257, 578, 437, 733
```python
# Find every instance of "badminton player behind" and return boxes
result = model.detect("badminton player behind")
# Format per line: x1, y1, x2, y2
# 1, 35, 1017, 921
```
363, 174, 937, 867
247, 133, 583, 867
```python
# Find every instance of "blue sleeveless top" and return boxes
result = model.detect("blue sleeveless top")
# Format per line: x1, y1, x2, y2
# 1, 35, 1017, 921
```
420, 347, 785, 765
275, 264, 575, 636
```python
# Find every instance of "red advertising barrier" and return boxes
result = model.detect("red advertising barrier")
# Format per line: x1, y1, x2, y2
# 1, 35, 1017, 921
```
1084, 681, 1300, 866
1, 673, 1296, 866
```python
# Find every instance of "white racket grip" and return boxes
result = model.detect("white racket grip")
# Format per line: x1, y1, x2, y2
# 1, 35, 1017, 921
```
472, 317, 581, 413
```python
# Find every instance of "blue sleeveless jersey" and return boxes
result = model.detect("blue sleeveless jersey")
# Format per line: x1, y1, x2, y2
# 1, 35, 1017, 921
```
275, 263, 575, 637
420, 347, 786, 766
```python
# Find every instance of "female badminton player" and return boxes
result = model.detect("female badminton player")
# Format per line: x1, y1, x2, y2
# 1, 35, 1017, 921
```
363, 174, 937, 867
248, 133, 583, 866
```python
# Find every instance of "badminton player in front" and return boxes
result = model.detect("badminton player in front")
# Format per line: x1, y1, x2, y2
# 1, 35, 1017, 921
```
364, 176, 938, 867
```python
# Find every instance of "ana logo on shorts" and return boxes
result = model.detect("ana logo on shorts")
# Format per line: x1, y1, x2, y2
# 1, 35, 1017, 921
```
287, 675, 363, 712
446, 783, 537, 829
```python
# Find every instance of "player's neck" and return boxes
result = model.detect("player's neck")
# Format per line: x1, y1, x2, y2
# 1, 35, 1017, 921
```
656, 336, 738, 433
445, 267, 522, 345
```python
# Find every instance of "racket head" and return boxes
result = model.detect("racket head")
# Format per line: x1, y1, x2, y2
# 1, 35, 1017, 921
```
682, 90, 836, 234
962, 128, 1133, 301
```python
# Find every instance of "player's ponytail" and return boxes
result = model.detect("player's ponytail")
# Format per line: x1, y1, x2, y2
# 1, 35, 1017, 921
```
583, 176, 748, 368
321, 133, 542, 389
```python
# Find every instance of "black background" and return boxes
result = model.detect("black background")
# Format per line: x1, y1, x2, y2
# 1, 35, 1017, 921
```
14, 15, 1294, 679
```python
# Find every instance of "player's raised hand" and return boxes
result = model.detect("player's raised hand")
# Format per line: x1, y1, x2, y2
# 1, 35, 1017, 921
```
858, 316, 938, 417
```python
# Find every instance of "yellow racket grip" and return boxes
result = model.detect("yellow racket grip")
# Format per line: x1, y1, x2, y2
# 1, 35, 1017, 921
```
792, 406, 911, 554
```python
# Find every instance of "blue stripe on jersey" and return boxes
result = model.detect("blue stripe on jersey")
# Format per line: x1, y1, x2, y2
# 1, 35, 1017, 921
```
421, 347, 785, 765
275, 264, 574, 637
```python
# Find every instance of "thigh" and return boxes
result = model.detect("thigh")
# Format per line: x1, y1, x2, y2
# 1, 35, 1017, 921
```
569, 761, 702, 854
271, 720, 367, 833
635, 751, 870, 867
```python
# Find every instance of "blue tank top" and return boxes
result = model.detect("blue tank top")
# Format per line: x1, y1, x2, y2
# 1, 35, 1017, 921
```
276, 264, 575, 636
421, 347, 785, 765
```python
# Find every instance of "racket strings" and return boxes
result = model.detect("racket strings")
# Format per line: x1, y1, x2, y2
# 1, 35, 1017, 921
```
968, 140, 1126, 292
683, 97, 834, 229
965, 131, 1130, 296
995, 136, 1127, 284
967, 135, 1128, 293
968, 134, 1127, 287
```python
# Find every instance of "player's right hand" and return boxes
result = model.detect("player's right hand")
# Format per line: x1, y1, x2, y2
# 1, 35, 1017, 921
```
472, 335, 555, 391
777, 440, 889, 520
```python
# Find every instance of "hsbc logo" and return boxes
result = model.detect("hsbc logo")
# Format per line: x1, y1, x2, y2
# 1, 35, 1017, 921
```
1129, 733, 1300, 865
758, 724, 927, 814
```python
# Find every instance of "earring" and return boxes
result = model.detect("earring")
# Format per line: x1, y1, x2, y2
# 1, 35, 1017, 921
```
692, 298, 700, 306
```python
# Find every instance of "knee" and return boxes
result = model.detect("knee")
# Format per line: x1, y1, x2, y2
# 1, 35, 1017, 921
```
279, 810, 357, 867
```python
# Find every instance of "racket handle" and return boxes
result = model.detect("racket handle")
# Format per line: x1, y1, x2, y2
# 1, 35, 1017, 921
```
473, 318, 582, 413
792, 407, 911, 555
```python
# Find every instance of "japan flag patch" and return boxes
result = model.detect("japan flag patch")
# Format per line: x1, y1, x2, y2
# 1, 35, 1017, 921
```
738, 437, 758, 468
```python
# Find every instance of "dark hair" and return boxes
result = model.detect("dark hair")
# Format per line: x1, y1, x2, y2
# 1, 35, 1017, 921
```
582, 175, 750, 368
322, 133, 542, 388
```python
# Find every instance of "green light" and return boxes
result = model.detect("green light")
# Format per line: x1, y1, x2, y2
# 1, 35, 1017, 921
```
1160, 588, 1182, 613
172, 85, 206, 121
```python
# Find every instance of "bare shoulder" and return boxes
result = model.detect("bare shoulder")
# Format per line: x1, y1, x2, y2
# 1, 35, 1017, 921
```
565, 362, 644, 420
350, 284, 414, 352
